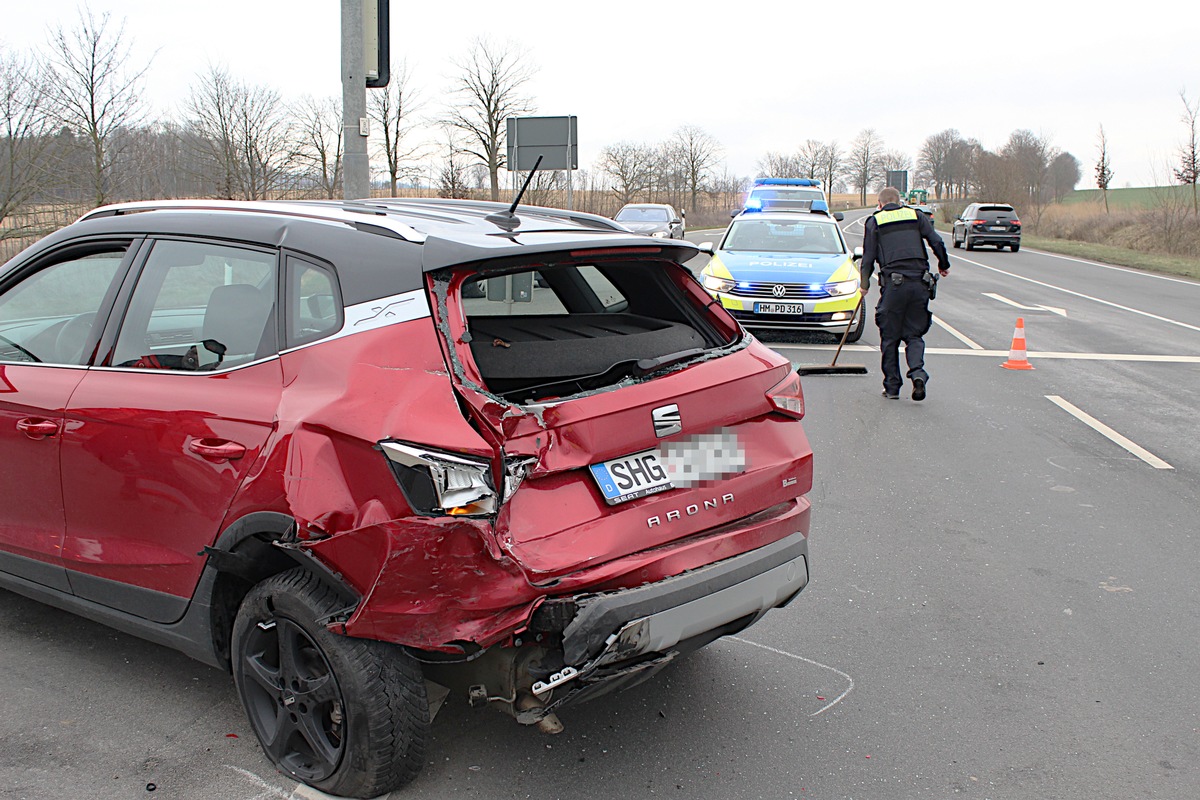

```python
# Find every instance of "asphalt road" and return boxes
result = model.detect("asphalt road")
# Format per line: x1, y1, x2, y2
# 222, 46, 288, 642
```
3, 215, 1199, 799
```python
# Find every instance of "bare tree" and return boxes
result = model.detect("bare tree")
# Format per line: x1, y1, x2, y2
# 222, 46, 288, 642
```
918, 129, 965, 200
185, 65, 293, 200
293, 96, 343, 199
796, 140, 825, 179
367, 61, 423, 196
445, 38, 535, 201
598, 141, 655, 206
819, 141, 843, 202
846, 128, 884, 205
44, 8, 151, 207
1095, 125, 1114, 213
756, 152, 800, 178
434, 127, 472, 199
877, 149, 912, 179
0, 48, 52, 236
1175, 90, 1199, 214
667, 125, 721, 215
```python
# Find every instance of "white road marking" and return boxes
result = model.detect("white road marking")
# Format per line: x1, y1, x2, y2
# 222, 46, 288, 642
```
1026, 248, 1200, 287
1045, 395, 1173, 470
728, 635, 854, 717
982, 292, 1067, 317
772, 342, 1200, 363
932, 314, 984, 349
952, 253, 1200, 334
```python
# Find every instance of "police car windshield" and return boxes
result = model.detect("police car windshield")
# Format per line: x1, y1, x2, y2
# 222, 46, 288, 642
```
724, 219, 844, 255
749, 189, 824, 202
616, 207, 669, 222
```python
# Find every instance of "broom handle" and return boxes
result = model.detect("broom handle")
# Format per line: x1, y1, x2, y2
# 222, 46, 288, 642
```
829, 293, 865, 367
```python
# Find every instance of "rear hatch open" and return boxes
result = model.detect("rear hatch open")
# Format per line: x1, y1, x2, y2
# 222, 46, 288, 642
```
427, 245, 812, 582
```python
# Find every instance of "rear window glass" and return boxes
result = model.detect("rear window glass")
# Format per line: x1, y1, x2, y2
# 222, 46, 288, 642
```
978, 205, 1015, 218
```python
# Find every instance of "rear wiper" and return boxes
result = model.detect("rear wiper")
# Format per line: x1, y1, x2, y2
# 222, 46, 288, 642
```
634, 348, 705, 376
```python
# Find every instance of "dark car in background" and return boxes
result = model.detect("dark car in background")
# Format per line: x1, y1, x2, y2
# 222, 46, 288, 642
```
953, 202, 1022, 251
614, 203, 685, 238
0, 197, 814, 797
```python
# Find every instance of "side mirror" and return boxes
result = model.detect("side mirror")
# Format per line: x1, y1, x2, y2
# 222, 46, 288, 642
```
670, 218, 682, 225
697, 242, 714, 254
730, 209, 739, 218
852, 246, 863, 262
833, 212, 845, 222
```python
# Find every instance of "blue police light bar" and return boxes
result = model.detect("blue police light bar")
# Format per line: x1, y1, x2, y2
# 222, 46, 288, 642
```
754, 178, 822, 187
744, 197, 763, 210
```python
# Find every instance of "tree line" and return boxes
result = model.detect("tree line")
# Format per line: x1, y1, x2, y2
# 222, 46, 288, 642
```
4, 7, 1198, 259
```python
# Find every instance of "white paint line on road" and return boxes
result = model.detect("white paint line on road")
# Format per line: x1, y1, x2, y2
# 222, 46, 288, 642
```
1045, 395, 1174, 470
770, 342, 1200, 363
1026, 248, 1200, 287
952, 253, 1200, 334
728, 635, 854, 717
932, 314, 984, 349
982, 292, 1067, 317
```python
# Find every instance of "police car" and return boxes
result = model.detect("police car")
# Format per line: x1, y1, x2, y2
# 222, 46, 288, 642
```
741, 178, 843, 221
700, 207, 864, 340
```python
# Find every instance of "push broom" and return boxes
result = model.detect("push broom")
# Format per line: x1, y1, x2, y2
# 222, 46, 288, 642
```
795, 293, 869, 376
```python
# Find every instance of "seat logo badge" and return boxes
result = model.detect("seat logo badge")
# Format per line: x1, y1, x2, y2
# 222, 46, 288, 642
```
772, 284, 786, 297
652, 404, 682, 438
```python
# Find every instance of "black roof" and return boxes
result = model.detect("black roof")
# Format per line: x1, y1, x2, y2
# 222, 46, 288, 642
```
13, 199, 698, 305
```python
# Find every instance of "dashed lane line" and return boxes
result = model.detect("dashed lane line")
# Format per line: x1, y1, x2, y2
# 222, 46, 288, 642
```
1046, 395, 1174, 470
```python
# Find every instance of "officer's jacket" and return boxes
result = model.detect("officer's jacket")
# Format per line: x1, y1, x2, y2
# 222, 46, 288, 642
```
860, 203, 949, 286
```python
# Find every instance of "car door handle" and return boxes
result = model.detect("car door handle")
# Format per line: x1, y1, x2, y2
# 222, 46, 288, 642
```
187, 438, 246, 461
16, 418, 60, 439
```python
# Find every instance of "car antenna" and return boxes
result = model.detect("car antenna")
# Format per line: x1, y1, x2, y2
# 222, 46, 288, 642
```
486, 154, 543, 229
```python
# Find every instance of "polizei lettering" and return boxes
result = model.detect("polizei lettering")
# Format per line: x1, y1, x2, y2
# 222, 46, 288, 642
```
646, 494, 735, 528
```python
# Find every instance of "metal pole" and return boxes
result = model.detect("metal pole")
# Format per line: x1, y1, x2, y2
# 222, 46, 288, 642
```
341, 0, 370, 200
565, 118, 573, 210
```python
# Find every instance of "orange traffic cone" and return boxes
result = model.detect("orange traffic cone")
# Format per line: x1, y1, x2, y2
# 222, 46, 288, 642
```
1000, 317, 1034, 370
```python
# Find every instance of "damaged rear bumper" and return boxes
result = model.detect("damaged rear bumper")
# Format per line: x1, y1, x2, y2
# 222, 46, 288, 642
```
521, 527, 808, 720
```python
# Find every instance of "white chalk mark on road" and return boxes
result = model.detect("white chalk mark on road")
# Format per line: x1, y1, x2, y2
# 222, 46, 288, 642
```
729, 636, 854, 717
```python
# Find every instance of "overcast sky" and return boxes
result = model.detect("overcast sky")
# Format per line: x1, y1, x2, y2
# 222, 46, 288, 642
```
4, 1, 1196, 190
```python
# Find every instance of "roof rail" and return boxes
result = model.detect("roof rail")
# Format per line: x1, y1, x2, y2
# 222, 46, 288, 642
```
366, 197, 627, 232
78, 199, 427, 243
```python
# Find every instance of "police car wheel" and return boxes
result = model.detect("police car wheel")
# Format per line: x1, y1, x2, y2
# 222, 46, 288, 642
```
844, 308, 865, 343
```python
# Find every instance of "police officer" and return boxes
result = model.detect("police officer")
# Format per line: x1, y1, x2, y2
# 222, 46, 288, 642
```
859, 186, 950, 401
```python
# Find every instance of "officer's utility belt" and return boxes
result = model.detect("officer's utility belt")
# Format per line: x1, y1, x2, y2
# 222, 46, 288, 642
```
884, 270, 937, 298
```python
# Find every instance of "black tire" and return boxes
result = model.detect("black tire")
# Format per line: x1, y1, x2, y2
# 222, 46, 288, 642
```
951, 231, 961, 249
964, 235, 975, 251
232, 569, 429, 798
843, 305, 865, 343
1011, 243, 1020, 252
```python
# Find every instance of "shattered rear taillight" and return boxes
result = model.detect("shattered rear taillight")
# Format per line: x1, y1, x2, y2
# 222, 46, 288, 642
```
380, 441, 497, 517
766, 371, 805, 420
379, 441, 536, 517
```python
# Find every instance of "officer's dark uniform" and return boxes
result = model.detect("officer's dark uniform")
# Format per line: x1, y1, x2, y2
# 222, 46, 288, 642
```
860, 204, 950, 399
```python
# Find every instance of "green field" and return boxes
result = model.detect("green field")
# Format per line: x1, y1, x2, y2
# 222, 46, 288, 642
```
1065, 184, 1199, 211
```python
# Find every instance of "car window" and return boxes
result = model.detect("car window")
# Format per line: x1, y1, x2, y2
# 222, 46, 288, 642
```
286, 256, 342, 349
724, 219, 844, 255
616, 207, 669, 222
0, 246, 127, 365
112, 239, 277, 371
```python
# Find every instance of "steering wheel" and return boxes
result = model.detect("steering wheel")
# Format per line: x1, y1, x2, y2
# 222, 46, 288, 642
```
54, 312, 98, 364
